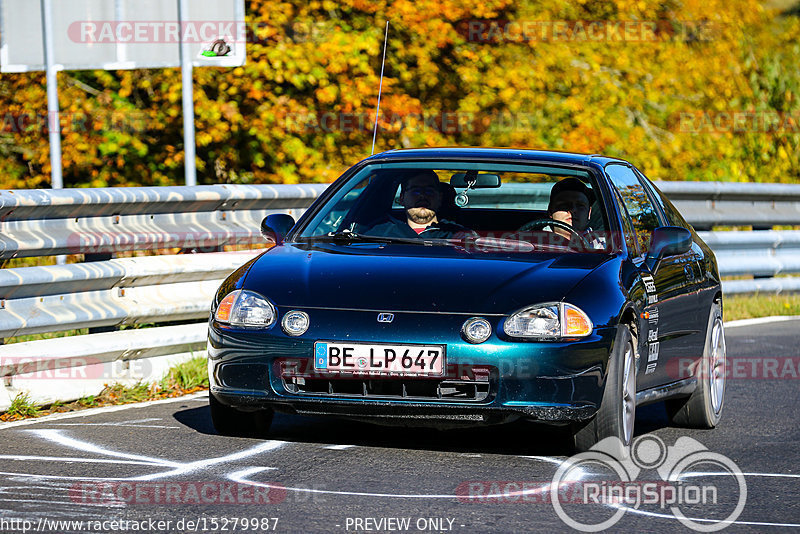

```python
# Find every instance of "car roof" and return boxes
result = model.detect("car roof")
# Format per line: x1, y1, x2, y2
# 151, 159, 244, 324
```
364, 147, 628, 167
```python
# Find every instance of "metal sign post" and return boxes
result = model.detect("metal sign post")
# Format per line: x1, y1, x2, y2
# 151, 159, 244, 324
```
40, 0, 62, 189
178, 0, 196, 187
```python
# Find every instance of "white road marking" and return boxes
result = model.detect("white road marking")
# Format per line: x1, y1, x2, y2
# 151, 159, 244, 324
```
726, 315, 800, 328
228, 467, 553, 500
47, 423, 179, 429
324, 444, 355, 450
0, 455, 165, 466
28, 429, 180, 468
0, 497, 121, 507
227, 469, 800, 530
227, 450, 800, 532
610, 503, 800, 528
105, 418, 163, 424
520, 455, 565, 465
2, 408, 797, 529
0, 428, 287, 484
129, 440, 287, 481
0, 471, 150, 482
678, 471, 800, 479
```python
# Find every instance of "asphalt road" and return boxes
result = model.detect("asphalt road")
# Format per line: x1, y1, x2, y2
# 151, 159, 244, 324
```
0, 318, 797, 534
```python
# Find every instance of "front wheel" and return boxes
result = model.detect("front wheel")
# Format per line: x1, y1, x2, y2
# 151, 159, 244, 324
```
666, 301, 726, 428
209, 393, 274, 437
573, 324, 636, 454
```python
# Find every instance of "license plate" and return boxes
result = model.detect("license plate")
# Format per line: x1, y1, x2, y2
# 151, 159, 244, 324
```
313, 342, 445, 376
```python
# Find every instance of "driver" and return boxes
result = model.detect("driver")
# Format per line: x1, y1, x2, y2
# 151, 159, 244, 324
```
547, 178, 605, 249
363, 170, 474, 239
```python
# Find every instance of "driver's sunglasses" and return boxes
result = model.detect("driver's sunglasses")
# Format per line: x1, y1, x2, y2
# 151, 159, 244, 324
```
405, 186, 439, 196
551, 200, 589, 212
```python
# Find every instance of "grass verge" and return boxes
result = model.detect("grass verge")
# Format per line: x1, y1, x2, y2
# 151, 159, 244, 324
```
0, 356, 209, 422
725, 293, 800, 321
4, 392, 40, 419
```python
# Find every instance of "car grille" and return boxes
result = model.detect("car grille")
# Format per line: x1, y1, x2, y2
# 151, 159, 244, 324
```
278, 360, 494, 402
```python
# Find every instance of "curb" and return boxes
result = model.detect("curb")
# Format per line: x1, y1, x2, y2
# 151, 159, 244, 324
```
726, 315, 800, 328
0, 391, 208, 430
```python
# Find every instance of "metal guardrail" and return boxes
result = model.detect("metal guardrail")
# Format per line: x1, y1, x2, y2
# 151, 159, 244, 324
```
0, 184, 328, 258
0, 184, 327, 411
658, 181, 800, 295
657, 181, 800, 229
0, 180, 798, 411
0, 252, 262, 338
699, 231, 800, 277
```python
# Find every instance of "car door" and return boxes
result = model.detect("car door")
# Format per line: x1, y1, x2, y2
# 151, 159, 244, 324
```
605, 163, 695, 389
637, 172, 709, 377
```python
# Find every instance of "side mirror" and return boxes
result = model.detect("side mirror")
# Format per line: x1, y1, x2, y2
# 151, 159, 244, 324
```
261, 214, 295, 245
645, 226, 692, 272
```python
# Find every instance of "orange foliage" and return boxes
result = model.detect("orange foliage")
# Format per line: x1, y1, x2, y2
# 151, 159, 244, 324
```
0, 0, 797, 188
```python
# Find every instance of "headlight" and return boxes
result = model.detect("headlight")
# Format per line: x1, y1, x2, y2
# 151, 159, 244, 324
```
214, 289, 276, 328
504, 302, 593, 339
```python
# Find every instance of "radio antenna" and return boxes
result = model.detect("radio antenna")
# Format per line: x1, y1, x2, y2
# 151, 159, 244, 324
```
371, 21, 389, 155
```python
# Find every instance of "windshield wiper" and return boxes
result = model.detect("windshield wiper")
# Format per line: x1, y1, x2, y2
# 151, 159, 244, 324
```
297, 230, 468, 247
302, 230, 418, 245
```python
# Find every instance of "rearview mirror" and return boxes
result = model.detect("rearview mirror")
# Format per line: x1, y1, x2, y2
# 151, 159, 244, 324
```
450, 173, 501, 188
645, 226, 692, 272
261, 214, 295, 245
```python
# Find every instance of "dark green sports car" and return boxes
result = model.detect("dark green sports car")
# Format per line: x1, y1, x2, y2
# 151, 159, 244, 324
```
207, 148, 726, 452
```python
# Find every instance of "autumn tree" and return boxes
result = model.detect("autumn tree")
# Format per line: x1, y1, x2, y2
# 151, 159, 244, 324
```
0, 0, 796, 188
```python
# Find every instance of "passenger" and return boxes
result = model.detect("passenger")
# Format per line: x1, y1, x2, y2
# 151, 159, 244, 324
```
363, 170, 474, 239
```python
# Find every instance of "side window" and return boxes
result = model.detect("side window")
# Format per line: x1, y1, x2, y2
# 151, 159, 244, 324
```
612, 187, 639, 255
639, 175, 691, 229
605, 164, 660, 254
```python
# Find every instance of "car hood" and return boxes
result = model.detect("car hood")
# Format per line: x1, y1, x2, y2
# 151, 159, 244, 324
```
242, 242, 612, 315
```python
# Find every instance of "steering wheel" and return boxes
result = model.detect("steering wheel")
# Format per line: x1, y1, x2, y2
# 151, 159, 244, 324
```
515, 218, 591, 249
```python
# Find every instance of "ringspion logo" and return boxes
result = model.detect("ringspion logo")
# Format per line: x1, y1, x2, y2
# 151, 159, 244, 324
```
551, 435, 746, 531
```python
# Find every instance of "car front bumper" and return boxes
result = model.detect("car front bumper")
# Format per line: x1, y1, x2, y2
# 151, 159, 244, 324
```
207, 313, 618, 426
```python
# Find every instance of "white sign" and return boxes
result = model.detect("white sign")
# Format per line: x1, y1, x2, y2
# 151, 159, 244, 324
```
0, 0, 245, 72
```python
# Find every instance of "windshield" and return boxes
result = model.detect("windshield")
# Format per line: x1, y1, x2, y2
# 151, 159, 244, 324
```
295, 162, 612, 254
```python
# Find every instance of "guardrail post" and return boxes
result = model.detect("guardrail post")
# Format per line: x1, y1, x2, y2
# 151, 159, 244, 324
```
752, 225, 773, 280
84, 252, 116, 334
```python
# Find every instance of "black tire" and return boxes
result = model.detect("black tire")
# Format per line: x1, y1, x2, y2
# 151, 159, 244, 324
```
666, 301, 725, 428
209, 393, 274, 437
573, 324, 636, 455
